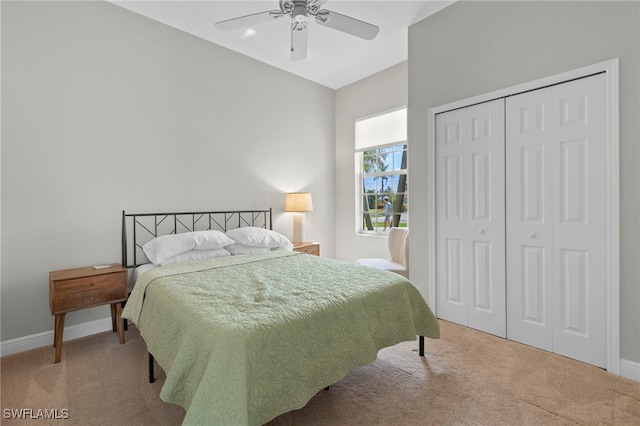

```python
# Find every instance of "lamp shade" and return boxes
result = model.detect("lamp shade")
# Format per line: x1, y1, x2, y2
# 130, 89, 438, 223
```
284, 192, 313, 212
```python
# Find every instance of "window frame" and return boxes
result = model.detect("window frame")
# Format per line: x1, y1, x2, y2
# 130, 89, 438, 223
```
355, 106, 408, 236
357, 142, 408, 236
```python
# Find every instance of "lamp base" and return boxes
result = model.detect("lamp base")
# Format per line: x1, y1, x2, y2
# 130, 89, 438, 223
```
292, 213, 305, 243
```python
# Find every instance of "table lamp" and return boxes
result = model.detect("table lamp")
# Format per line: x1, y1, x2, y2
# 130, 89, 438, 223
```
284, 192, 313, 243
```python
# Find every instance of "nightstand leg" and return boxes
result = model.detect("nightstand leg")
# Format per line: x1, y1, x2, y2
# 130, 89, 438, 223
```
54, 314, 65, 363
114, 303, 125, 344
110, 303, 117, 332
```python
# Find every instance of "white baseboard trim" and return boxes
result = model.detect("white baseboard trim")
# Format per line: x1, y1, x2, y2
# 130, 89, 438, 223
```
620, 358, 640, 382
0, 318, 113, 357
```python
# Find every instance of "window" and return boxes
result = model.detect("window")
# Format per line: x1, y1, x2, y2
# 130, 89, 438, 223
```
355, 108, 408, 235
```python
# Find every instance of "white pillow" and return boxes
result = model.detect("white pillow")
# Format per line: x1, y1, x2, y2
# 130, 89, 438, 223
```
143, 230, 235, 265
225, 243, 271, 255
226, 227, 293, 249
143, 233, 197, 265
160, 248, 231, 266
193, 230, 235, 250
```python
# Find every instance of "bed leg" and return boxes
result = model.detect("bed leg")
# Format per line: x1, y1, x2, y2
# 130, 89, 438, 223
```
149, 353, 155, 383
419, 335, 425, 357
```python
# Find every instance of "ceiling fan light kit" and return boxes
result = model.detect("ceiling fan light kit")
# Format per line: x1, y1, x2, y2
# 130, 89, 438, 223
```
215, 0, 379, 61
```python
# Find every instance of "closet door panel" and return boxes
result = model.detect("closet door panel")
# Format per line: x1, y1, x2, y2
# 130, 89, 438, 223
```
436, 109, 469, 326
520, 145, 545, 223
551, 73, 607, 368
436, 100, 505, 337
520, 246, 546, 324
506, 88, 554, 352
466, 100, 506, 337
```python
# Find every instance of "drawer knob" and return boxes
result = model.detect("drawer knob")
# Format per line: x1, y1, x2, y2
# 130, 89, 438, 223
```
90, 296, 95, 301
89, 282, 96, 287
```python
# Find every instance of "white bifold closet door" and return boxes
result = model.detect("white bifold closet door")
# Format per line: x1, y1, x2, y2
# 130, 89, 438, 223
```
435, 99, 506, 338
435, 73, 608, 368
506, 73, 608, 368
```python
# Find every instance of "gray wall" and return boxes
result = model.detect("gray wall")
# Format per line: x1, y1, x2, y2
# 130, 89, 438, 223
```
1, 1, 335, 341
335, 61, 408, 263
408, 1, 640, 362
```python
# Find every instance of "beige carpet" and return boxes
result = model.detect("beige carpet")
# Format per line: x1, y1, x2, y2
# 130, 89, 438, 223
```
1, 320, 638, 425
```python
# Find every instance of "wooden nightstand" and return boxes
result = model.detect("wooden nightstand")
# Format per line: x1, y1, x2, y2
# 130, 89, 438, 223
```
292, 242, 320, 256
49, 264, 128, 363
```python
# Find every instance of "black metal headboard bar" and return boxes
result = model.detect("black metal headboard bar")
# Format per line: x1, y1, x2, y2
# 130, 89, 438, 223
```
122, 208, 273, 268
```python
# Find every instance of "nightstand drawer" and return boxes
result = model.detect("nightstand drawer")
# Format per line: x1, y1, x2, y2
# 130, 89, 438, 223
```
54, 272, 125, 296
53, 286, 127, 313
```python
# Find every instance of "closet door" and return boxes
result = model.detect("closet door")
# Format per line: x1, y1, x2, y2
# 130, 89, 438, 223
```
505, 87, 554, 352
506, 74, 608, 367
436, 99, 506, 337
436, 108, 468, 327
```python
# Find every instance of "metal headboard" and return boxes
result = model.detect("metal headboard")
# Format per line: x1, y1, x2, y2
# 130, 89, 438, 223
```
122, 209, 273, 268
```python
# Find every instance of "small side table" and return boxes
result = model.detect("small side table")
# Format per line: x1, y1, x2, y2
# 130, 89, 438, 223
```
49, 264, 128, 363
292, 242, 320, 256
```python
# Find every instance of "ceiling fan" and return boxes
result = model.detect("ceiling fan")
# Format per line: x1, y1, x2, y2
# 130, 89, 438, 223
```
215, 0, 379, 61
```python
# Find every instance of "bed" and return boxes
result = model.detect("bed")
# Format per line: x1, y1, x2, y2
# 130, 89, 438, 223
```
120, 209, 440, 425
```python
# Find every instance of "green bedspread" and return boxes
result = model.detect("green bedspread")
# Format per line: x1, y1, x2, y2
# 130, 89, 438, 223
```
122, 251, 439, 425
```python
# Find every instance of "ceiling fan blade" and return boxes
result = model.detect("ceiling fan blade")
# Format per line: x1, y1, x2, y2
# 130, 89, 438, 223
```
315, 10, 379, 40
308, 0, 328, 10
215, 10, 284, 31
291, 26, 308, 61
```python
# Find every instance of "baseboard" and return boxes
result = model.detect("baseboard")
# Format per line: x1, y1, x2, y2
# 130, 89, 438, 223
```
0, 318, 112, 357
620, 358, 640, 382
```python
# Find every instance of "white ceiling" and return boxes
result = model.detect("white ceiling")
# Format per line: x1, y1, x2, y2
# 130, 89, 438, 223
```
110, 1, 454, 89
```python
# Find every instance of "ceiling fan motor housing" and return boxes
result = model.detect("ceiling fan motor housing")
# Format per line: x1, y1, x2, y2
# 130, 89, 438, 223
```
283, 0, 324, 20
293, 4, 308, 23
